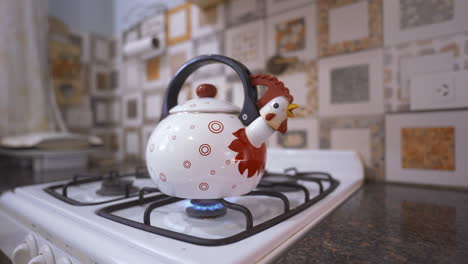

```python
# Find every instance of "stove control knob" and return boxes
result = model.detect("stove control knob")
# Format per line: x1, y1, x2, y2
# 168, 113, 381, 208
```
12, 234, 38, 264
27, 245, 55, 264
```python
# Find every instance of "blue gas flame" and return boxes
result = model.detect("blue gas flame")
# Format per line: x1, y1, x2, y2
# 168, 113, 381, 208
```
189, 202, 224, 211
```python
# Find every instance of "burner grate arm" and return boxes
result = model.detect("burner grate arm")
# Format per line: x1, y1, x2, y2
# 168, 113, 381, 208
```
246, 190, 290, 213
138, 187, 160, 204
143, 196, 181, 225
219, 199, 254, 230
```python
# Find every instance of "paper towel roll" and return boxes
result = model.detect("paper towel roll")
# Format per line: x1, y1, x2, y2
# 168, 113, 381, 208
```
123, 37, 161, 57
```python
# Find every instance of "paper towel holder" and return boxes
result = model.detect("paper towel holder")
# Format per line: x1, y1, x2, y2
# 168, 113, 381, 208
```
123, 36, 164, 58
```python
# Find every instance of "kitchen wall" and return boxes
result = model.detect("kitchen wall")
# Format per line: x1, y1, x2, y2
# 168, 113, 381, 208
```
113, 0, 184, 33
49, 0, 468, 186
49, 0, 115, 37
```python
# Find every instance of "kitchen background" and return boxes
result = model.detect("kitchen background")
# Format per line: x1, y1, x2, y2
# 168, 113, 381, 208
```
1, 0, 467, 187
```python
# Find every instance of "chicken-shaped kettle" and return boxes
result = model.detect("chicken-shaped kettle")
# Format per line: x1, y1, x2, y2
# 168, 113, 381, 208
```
146, 55, 297, 199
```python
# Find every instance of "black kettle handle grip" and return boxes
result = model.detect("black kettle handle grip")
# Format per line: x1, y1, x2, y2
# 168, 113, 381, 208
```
161, 54, 260, 126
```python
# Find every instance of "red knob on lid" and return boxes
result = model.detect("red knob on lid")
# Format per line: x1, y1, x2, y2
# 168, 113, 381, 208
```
196, 84, 217, 98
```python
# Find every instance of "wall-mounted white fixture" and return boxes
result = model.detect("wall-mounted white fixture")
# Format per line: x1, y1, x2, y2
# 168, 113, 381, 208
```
123, 36, 165, 58
400, 52, 453, 100
410, 70, 468, 110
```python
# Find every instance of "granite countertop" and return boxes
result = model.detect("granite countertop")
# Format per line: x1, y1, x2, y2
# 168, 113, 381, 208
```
275, 183, 468, 264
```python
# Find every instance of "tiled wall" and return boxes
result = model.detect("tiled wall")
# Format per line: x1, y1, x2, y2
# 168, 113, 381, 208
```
50, 0, 468, 186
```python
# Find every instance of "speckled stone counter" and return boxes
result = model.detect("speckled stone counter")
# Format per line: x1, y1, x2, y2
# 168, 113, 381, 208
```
275, 183, 468, 263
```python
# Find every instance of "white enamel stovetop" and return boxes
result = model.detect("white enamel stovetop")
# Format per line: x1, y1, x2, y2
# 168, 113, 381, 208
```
0, 149, 364, 264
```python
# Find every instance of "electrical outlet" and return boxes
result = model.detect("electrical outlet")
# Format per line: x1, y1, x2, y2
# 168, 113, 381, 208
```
431, 74, 455, 103
410, 71, 468, 111
400, 52, 453, 100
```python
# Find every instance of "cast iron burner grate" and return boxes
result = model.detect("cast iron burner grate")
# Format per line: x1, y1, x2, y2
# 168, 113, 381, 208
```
96, 169, 339, 246
44, 166, 152, 206
96, 177, 139, 197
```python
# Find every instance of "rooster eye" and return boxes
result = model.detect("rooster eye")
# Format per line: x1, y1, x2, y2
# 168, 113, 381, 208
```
273, 103, 279, 109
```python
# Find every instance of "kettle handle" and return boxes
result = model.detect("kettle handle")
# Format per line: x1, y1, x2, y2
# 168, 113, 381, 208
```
161, 54, 260, 126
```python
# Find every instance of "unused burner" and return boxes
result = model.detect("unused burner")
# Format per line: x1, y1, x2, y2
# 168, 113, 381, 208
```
186, 199, 226, 218
96, 178, 139, 196
260, 173, 299, 192
262, 174, 298, 184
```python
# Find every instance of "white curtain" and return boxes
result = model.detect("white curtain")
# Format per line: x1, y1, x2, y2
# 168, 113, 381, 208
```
0, 0, 60, 137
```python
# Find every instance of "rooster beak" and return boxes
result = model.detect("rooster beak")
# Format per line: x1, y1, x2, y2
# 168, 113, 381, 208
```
287, 104, 298, 118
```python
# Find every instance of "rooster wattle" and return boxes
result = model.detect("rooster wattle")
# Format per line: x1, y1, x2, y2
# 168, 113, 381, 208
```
228, 74, 298, 177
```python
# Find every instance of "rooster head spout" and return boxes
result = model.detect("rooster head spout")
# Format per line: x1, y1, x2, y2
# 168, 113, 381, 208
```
250, 74, 298, 134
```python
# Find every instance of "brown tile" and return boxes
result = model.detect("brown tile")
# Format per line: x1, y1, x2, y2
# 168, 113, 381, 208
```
418, 48, 435, 56
146, 56, 160, 81
97, 72, 109, 91
416, 39, 433, 46
127, 99, 137, 119
384, 86, 393, 99
440, 43, 460, 57
384, 68, 392, 84
199, 5, 218, 27
401, 127, 455, 171
170, 52, 187, 75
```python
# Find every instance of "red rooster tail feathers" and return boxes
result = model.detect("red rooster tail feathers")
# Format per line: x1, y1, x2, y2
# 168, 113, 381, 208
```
228, 128, 266, 178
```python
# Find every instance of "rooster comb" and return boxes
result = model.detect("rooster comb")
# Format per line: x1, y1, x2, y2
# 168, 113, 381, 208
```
250, 74, 294, 109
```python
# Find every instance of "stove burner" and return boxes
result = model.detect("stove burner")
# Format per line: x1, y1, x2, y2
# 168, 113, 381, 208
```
96, 177, 139, 196
260, 173, 299, 192
44, 167, 153, 206
186, 199, 227, 218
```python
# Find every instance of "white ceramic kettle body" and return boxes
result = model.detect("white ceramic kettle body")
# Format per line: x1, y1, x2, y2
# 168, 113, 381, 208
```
146, 112, 265, 199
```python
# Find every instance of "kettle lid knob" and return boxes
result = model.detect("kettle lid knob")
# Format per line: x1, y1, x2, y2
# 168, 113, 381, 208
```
196, 84, 217, 98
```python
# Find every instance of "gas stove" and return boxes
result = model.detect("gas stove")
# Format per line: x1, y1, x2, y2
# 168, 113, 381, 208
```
0, 149, 364, 264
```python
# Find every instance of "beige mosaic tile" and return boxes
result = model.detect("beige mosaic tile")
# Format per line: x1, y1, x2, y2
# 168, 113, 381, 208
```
401, 127, 455, 171
166, 3, 192, 46
124, 127, 142, 162
275, 17, 306, 53
169, 51, 187, 76
384, 86, 393, 99
81, 64, 90, 95
400, 0, 454, 30
319, 115, 385, 180
279, 131, 307, 148
418, 48, 435, 56
317, 0, 383, 57
48, 16, 69, 36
